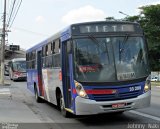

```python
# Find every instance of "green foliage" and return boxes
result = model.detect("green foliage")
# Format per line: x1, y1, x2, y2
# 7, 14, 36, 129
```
125, 15, 140, 22
124, 4, 160, 70
105, 17, 115, 21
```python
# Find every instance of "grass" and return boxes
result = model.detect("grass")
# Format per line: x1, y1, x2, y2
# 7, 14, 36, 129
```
151, 81, 160, 86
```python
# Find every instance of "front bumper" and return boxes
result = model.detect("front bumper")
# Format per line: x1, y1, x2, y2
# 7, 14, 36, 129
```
75, 91, 151, 115
13, 76, 27, 81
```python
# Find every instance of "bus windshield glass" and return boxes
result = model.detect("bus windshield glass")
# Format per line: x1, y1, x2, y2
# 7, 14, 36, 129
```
73, 36, 150, 82
13, 61, 26, 72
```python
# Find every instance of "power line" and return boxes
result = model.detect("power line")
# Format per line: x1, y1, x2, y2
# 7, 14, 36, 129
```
12, 27, 49, 37
0, 0, 3, 16
7, 0, 23, 28
8, 0, 22, 28
7, 0, 11, 15
9, 0, 22, 28
11, 0, 20, 19
7, 0, 14, 22
7, 0, 16, 26
0, 1, 4, 24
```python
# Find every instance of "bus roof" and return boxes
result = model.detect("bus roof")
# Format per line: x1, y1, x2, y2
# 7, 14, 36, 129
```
26, 32, 61, 53
70, 20, 139, 26
11, 58, 26, 62
26, 21, 141, 53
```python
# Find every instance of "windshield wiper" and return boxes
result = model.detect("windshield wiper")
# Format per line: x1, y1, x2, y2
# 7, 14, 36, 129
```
119, 34, 129, 62
119, 34, 129, 53
88, 35, 101, 47
88, 35, 110, 63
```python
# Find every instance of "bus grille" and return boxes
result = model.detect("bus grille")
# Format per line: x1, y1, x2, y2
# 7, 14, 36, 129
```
92, 90, 141, 101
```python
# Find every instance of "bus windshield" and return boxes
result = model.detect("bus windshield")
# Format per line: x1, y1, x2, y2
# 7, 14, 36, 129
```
73, 36, 150, 82
13, 61, 26, 72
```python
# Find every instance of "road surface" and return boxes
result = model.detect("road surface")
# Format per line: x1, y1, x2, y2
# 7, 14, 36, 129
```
0, 80, 159, 129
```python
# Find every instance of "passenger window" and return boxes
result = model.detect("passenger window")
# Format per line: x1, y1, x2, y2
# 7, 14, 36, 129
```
54, 40, 60, 53
45, 45, 48, 56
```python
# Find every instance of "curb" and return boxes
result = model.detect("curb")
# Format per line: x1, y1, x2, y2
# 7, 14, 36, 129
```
0, 88, 12, 99
0, 82, 11, 86
0, 83, 11, 86
0, 79, 11, 86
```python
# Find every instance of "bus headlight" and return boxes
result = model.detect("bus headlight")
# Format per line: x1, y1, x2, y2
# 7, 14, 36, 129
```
74, 81, 88, 98
144, 75, 151, 92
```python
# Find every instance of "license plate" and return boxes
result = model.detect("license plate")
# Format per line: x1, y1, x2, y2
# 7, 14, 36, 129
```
112, 103, 125, 109
22, 73, 26, 76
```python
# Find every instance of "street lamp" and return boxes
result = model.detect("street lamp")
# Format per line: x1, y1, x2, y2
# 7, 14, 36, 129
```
119, 11, 130, 17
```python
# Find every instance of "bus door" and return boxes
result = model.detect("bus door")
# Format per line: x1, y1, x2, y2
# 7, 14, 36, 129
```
37, 50, 43, 96
62, 41, 72, 108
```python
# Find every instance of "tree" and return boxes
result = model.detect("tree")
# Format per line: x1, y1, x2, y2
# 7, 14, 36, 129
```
125, 4, 160, 70
140, 5, 160, 71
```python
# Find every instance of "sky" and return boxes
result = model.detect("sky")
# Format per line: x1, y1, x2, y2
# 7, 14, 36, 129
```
0, 0, 160, 50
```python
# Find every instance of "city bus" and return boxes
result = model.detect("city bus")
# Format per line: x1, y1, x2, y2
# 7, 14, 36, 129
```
8, 58, 27, 81
26, 21, 151, 117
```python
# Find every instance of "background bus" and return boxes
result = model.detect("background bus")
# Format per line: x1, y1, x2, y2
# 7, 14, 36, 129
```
8, 58, 27, 81
27, 21, 151, 117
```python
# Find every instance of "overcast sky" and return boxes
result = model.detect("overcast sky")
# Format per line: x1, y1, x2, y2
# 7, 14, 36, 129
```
0, 0, 160, 50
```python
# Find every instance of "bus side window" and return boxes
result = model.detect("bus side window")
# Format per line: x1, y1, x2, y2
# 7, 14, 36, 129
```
26, 53, 28, 69
52, 39, 61, 68
48, 43, 52, 55
54, 39, 60, 53
66, 41, 71, 75
42, 46, 46, 68
29, 53, 32, 69
45, 44, 49, 67
31, 51, 36, 69
26, 53, 28, 61
45, 43, 53, 68
49, 43, 53, 67
53, 54, 60, 67
52, 41, 55, 54
45, 45, 48, 56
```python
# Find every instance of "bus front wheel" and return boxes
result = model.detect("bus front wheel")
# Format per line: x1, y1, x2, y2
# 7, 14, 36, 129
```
9, 74, 12, 80
60, 94, 71, 118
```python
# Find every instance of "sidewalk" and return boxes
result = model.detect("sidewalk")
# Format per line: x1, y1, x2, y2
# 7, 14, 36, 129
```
0, 78, 12, 100
0, 80, 42, 123
0, 79, 11, 86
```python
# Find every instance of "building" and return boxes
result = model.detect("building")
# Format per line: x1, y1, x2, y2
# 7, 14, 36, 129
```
0, 44, 26, 63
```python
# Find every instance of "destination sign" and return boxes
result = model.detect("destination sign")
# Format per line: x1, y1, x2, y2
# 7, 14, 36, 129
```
79, 24, 135, 33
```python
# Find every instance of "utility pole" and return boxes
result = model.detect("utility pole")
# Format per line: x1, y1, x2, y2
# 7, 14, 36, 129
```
0, 0, 7, 85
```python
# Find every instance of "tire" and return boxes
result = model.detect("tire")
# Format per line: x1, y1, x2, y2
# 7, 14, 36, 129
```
13, 78, 17, 82
59, 94, 71, 118
9, 74, 12, 80
35, 86, 43, 103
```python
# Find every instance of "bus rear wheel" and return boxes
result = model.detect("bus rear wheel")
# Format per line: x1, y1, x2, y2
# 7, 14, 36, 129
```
35, 86, 43, 103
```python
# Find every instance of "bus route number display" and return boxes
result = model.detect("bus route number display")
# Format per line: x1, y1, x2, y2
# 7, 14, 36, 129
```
79, 24, 135, 33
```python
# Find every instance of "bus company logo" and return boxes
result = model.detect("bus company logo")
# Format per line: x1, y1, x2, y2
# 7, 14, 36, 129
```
114, 90, 119, 98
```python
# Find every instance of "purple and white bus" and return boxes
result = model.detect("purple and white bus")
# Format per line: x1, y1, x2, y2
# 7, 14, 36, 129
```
26, 21, 151, 117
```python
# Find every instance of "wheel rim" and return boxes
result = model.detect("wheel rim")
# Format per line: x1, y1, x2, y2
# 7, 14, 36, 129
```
35, 90, 38, 100
35, 92, 37, 100
60, 96, 67, 116
60, 97, 64, 111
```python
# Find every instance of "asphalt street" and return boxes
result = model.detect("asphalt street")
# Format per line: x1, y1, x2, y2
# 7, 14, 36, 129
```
0, 80, 159, 129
